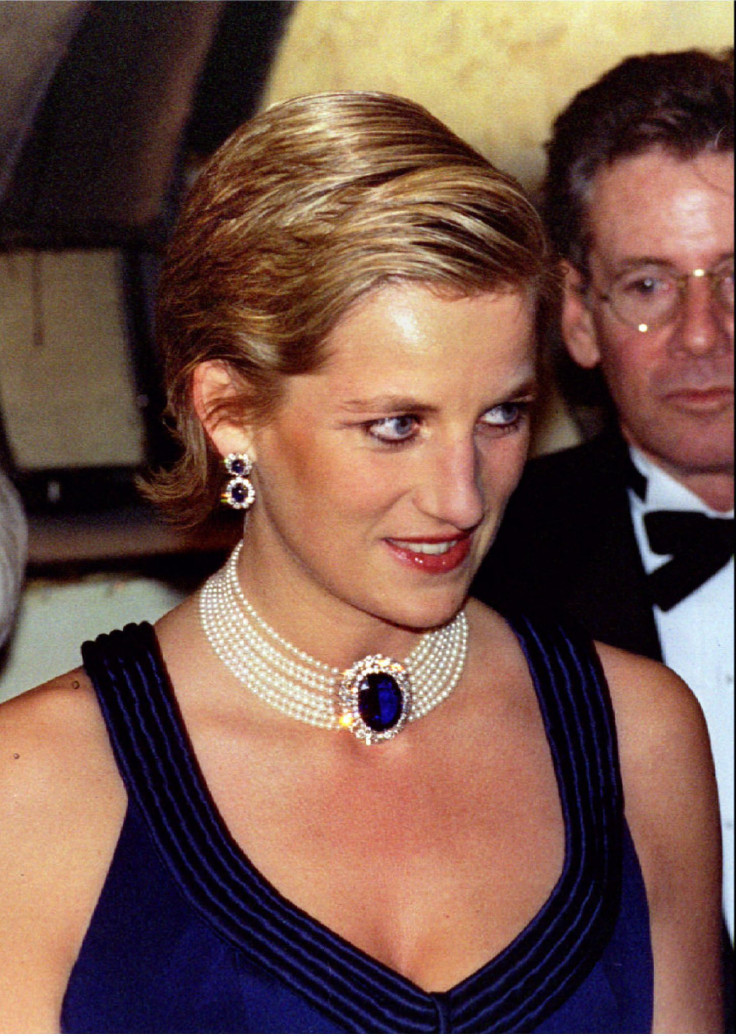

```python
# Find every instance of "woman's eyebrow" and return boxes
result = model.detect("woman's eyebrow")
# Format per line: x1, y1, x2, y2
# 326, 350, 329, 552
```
339, 376, 539, 416
339, 395, 437, 414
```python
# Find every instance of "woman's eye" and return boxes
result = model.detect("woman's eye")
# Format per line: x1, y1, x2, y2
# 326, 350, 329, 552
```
367, 415, 418, 443
480, 403, 523, 430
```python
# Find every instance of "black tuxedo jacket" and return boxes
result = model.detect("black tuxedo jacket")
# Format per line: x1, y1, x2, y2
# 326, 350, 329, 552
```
473, 429, 663, 661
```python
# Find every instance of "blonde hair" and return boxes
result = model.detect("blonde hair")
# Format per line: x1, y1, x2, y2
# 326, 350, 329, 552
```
148, 91, 557, 524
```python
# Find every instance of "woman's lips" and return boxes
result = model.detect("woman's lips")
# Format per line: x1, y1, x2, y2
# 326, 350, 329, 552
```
384, 534, 472, 572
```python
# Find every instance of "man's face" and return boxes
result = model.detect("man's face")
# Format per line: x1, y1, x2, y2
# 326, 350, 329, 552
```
566, 149, 733, 502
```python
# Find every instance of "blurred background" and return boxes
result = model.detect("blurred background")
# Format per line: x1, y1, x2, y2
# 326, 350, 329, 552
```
0, 0, 732, 700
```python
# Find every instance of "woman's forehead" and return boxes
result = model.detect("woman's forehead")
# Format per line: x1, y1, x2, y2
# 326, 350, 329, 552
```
325, 281, 535, 355
277, 283, 538, 408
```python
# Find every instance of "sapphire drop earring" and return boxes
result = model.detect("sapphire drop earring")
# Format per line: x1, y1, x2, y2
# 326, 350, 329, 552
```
221, 453, 255, 510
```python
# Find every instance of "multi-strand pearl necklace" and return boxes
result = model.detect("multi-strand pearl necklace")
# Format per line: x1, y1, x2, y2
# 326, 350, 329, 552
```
199, 542, 468, 745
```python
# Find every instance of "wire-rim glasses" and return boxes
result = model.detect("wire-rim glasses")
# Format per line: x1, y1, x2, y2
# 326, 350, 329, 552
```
593, 259, 734, 332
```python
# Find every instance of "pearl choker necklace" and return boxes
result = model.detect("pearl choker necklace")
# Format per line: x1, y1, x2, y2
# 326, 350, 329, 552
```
199, 543, 468, 745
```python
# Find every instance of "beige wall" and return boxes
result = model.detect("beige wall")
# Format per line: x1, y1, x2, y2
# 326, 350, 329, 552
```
0, 251, 144, 471
266, 1, 733, 193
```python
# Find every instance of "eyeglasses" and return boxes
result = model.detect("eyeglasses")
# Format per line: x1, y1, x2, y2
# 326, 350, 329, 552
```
592, 260, 734, 332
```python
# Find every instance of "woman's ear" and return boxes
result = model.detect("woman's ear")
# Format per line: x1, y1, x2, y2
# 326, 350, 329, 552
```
560, 262, 602, 370
192, 361, 255, 459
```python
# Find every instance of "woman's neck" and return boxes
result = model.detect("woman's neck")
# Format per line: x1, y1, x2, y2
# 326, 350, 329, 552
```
235, 538, 428, 670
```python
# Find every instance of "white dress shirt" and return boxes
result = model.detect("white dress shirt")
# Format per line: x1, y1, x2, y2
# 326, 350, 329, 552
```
629, 447, 734, 939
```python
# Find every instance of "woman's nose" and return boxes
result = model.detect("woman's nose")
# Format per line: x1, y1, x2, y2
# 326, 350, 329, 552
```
413, 438, 484, 530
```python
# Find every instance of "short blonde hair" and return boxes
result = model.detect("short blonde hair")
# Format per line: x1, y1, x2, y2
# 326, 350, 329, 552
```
148, 91, 557, 524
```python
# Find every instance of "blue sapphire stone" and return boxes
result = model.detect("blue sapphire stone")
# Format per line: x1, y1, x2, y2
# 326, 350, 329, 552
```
230, 481, 248, 504
358, 672, 403, 732
229, 457, 248, 475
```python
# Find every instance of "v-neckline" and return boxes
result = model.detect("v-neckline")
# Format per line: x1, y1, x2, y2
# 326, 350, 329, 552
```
84, 614, 623, 1033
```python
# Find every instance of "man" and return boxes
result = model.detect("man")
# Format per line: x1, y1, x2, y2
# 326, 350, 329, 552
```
474, 49, 734, 943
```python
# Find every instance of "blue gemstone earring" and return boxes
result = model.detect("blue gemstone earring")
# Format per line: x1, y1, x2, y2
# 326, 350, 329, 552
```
221, 453, 255, 510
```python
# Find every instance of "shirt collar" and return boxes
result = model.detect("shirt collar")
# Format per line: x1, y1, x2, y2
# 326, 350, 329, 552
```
628, 446, 734, 518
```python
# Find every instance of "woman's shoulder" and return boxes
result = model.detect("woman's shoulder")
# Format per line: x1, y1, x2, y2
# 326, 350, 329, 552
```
0, 665, 125, 835
2, 666, 107, 764
595, 643, 719, 901
595, 641, 712, 765
0, 669, 127, 1031
595, 649, 723, 1029
595, 642, 715, 827
0, 666, 126, 873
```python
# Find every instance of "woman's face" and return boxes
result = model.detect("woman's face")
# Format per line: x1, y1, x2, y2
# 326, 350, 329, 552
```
242, 282, 537, 638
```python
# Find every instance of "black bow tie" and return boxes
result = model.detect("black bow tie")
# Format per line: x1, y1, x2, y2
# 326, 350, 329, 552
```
644, 511, 734, 611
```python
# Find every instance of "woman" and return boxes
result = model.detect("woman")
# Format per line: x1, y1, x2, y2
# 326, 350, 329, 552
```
0, 93, 722, 1033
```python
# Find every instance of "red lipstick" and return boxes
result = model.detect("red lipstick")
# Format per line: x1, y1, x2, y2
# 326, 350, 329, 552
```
384, 534, 472, 573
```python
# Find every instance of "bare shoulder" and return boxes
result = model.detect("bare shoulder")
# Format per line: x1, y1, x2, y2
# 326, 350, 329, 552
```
595, 642, 723, 1031
0, 665, 125, 877
0, 669, 126, 1032
594, 641, 715, 842
1, 666, 122, 804
0, 663, 126, 888
595, 641, 713, 776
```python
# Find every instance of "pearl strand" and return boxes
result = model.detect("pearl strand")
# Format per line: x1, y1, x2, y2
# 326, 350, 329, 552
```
200, 542, 468, 740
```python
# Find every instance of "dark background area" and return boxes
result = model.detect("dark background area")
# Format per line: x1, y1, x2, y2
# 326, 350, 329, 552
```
0, 0, 295, 246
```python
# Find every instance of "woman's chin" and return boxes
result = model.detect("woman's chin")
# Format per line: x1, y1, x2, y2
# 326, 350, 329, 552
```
373, 591, 470, 637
